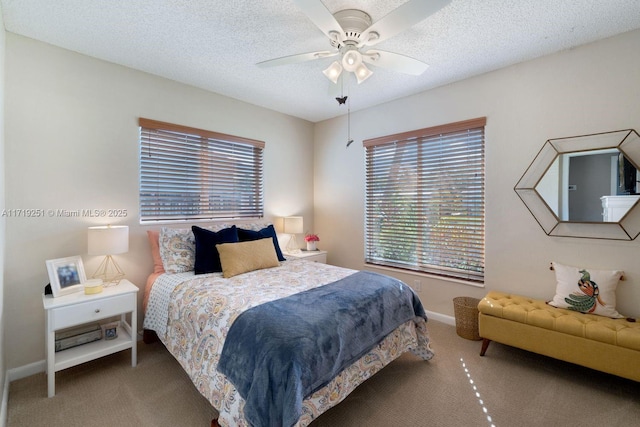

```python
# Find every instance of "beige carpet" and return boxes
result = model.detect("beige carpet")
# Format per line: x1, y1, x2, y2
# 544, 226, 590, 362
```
8, 320, 640, 427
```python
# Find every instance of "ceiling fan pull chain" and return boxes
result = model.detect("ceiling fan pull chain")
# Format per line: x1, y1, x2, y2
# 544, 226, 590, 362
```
346, 95, 353, 148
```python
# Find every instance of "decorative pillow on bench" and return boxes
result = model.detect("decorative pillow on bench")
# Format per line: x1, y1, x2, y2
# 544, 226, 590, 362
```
548, 261, 625, 318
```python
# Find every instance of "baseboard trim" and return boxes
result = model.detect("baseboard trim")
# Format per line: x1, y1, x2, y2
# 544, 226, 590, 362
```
7, 360, 45, 382
426, 310, 455, 326
1, 370, 9, 427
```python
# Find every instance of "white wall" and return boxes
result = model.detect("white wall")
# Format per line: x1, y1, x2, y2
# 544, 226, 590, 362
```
3, 34, 315, 369
0, 2, 7, 422
314, 29, 640, 319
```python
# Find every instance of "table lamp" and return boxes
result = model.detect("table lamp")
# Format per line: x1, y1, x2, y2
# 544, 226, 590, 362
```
283, 216, 303, 253
87, 225, 129, 284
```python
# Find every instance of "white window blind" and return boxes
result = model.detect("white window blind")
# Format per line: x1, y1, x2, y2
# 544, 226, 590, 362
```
364, 118, 486, 282
139, 118, 264, 223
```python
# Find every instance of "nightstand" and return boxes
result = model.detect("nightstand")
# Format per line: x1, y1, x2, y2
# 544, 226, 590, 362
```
284, 250, 327, 264
42, 279, 138, 397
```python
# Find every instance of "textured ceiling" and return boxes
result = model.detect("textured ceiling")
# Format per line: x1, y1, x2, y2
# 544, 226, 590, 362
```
2, 0, 640, 122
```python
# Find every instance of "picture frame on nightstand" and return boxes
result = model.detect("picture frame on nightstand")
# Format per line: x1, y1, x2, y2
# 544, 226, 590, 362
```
46, 255, 87, 297
101, 321, 120, 340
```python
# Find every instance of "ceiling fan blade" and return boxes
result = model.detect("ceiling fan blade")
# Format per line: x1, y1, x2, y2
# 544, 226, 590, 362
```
257, 50, 338, 68
363, 50, 429, 75
293, 0, 345, 42
360, 0, 451, 46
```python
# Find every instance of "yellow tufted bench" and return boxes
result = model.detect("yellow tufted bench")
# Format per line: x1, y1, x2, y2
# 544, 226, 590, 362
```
478, 291, 640, 382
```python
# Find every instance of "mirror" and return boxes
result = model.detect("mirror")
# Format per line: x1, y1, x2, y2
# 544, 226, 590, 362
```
537, 149, 640, 222
515, 129, 640, 240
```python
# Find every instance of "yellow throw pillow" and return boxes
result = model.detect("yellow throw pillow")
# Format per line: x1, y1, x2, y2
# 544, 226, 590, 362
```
217, 238, 280, 278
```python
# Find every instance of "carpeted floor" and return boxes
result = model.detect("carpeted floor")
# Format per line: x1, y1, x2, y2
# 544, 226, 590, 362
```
8, 320, 640, 426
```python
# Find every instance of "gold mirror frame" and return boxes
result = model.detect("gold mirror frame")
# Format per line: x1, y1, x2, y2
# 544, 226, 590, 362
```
515, 129, 640, 240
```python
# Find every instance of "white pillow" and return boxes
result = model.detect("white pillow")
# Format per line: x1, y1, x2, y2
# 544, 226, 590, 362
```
548, 261, 624, 318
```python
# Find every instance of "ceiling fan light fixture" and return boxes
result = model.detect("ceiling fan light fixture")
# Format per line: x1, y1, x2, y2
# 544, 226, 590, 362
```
260, 2, 446, 89
341, 48, 362, 72
355, 63, 373, 84
323, 60, 343, 84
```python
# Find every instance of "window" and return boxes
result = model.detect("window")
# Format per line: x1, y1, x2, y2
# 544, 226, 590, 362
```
139, 118, 264, 223
364, 117, 486, 282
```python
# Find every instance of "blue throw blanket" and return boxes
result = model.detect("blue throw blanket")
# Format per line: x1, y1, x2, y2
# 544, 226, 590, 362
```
217, 270, 426, 427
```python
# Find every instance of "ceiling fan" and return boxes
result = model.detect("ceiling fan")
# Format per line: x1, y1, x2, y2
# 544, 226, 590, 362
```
258, 0, 451, 84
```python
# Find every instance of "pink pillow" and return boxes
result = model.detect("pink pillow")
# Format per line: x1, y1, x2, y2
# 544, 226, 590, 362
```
147, 230, 165, 274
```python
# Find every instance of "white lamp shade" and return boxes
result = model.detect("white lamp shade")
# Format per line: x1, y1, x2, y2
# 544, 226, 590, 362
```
322, 61, 343, 84
342, 48, 362, 72
88, 225, 129, 255
355, 63, 373, 84
283, 216, 303, 234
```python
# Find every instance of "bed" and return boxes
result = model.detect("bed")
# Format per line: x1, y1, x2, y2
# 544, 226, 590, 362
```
142, 223, 434, 427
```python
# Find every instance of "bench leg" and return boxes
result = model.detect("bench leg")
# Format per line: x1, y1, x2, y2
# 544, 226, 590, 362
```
480, 338, 491, 356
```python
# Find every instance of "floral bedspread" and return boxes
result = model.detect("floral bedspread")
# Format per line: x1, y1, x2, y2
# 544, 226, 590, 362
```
143, 260, 434, 427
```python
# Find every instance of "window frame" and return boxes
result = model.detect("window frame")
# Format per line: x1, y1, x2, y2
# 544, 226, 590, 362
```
363, 117, 486, 283
138, 118, 265, 224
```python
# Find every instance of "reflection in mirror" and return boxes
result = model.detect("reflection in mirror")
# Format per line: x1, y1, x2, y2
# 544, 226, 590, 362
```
536, 149, 640, 222
514, 129, 640, 240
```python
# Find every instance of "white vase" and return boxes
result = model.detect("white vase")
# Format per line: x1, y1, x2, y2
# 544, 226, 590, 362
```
306, 241, 317, 251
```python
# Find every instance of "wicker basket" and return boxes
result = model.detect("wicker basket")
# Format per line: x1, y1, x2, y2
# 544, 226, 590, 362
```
453, 296, 482, 341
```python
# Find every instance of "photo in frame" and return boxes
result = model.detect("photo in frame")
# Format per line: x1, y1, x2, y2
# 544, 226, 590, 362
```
46, 256, 87, 297
101, 321, 120, 340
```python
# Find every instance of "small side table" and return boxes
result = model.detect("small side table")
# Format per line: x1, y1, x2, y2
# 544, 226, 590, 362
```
42, 279, 138, 397
283, 250, 328, 264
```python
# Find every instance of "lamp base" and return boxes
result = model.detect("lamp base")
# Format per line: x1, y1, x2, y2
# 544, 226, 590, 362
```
91, 255, 125, 286
286, 234, 301, 254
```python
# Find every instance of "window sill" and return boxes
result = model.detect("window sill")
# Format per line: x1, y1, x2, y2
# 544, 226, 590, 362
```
364, 263, 485, 288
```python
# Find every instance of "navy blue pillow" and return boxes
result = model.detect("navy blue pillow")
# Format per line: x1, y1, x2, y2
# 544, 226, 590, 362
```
192, 225, 239, 274
237, 224, 285, 262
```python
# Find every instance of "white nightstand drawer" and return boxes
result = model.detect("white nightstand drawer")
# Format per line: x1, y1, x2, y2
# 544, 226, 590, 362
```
300, 252, 327, 263
51, 293, 134, 330
283, 250, 328, 264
